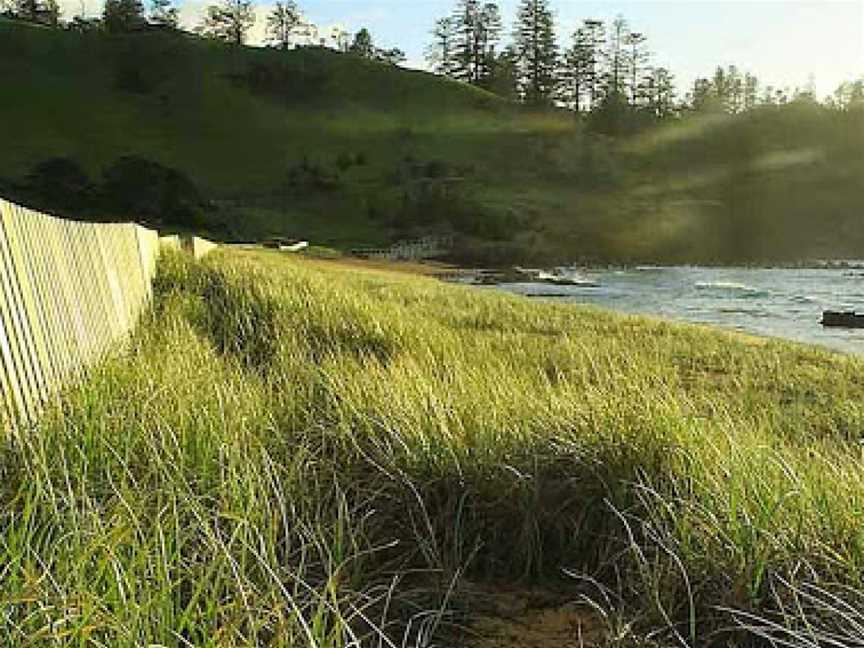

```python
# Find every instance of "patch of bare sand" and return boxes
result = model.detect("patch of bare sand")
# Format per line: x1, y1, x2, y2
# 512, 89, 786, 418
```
455, 585, 602, 648
307, 256, 460, 277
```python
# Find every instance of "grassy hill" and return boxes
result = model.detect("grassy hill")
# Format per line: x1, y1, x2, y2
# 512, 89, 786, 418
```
1, 18, 862, 263
0, 18, 557, 253
4, 247, 864, 644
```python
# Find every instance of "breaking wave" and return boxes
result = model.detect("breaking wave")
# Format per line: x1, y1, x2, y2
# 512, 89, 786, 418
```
695, 281, 768, 297
789, 294, 818, 304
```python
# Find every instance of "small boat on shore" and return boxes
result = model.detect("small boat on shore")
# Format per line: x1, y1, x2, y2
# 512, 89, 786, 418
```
821, 311, 864, 328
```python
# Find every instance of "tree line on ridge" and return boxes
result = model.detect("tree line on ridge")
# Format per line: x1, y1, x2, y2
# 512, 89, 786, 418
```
0, 0, 406, 63
426, 0, 864, 130
3, 0, 861, 123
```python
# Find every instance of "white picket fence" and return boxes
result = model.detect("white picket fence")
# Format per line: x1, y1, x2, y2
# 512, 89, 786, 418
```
0, 197, 216, 426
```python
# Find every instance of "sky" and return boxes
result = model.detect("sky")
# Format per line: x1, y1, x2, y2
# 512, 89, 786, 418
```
60, 0, 864, 99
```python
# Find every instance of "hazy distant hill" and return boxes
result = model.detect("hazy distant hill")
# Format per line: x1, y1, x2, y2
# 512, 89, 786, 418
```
1, 18, 861, 263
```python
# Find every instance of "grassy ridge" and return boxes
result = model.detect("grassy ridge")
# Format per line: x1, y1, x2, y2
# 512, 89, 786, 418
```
2, 18, 862, 262
2, 248, 864, 644
0, 18, 537, 249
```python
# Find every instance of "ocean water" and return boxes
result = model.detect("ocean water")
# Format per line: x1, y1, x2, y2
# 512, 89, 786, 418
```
492, 267, 864, 354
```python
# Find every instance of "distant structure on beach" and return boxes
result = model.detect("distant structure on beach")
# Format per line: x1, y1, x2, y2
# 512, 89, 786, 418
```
351, 236, 455, 262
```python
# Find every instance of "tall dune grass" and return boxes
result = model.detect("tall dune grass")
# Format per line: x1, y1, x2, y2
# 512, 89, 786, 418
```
2, 248, 864, 645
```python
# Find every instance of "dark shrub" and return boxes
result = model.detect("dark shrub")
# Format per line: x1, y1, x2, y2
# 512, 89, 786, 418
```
424, 160, 449, 179
449, 205, 516, 240
335, 152, 355, 172
449, 239, 527, 266
241, 57, 329, 105
25, 157, 96, 211
101, 155, 205, 227
334, 151, 368, 171
65, 16, 103, 32
286, 157, 339, 194
110, 33, 184, 94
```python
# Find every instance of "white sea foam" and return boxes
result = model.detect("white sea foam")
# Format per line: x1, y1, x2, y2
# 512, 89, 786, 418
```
790, 294, 818, 304
695, 281, 765, 295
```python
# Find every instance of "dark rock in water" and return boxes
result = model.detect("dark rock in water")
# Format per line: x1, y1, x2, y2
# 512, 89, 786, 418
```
472, 267, 543, 285
469, 267, 599, 287
821, 311, 864, 328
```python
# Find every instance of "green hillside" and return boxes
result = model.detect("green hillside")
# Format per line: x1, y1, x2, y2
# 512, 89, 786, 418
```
0, 17, 550, 253
1, 17, 862, 263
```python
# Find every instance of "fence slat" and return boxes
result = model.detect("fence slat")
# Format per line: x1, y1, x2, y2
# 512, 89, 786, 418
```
0, 199, 163, 427
0, 204, 39, 421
